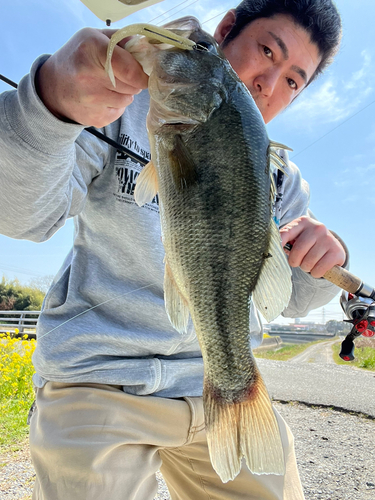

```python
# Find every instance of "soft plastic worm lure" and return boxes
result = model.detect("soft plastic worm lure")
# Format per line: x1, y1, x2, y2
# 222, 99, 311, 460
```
105, 23, 196, 87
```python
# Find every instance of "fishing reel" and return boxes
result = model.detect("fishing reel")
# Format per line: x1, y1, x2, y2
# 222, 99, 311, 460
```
339, 291, 375, 361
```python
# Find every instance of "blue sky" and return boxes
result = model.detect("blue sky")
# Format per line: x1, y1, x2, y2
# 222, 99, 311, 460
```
0, 0, 374, 324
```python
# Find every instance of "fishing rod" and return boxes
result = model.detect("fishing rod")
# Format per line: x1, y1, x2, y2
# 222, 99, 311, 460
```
284, 242, 375, 360
2, 71, 373, 360
0, 74, 148, 166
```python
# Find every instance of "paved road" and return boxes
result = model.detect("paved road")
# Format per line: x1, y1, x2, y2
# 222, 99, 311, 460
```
257, 346, 375, 417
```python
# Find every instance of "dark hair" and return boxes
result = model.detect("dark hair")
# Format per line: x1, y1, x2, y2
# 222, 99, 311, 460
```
223, 0, 342, 84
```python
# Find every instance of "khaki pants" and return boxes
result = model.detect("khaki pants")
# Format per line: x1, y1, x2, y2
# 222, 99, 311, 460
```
29, 382, 304, 500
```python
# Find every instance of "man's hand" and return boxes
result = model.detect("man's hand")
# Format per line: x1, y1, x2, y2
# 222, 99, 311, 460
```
35, 28, 148, 128
279, 215, 346, 278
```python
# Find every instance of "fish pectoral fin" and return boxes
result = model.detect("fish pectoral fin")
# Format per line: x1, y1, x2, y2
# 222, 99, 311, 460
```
205, 370, 285, 483
169, 134, 198, 191
134, 161, 158, 206
164, 259, 190, 334
252, 219, 292, 322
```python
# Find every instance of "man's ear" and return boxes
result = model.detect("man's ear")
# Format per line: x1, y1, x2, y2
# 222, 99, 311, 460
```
213, 9, 236, 45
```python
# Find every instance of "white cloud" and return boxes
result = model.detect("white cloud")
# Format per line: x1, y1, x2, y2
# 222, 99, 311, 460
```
344, 50, 372, 90
335, 162, 375, 194
282, 49, 374, 128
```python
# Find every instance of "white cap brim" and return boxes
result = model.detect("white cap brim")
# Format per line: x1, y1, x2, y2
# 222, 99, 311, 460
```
80, 0, 165, 23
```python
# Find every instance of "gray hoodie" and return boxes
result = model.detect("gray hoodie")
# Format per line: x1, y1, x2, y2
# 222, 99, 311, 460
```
0, 56, 343, 397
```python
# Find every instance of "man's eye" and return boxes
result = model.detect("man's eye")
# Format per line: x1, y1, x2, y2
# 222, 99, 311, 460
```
287, 78, 297, 90
263, 46, 272, 58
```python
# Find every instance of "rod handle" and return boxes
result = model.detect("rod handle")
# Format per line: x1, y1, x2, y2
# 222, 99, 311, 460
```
323, 265, 362, 294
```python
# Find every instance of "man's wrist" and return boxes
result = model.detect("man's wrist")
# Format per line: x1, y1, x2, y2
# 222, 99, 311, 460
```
35, 61, 78, 124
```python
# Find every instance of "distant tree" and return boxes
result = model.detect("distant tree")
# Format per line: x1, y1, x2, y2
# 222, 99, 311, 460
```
326, 319, 351, 334
326, 319, 340, 334
28, 275, 54, 294
0, 276, 45, 311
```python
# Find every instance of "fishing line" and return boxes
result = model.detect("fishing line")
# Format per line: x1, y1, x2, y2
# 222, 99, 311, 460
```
37, 283, 159, 340
290, 98, 375, 160
0, 14, 351, 334
155, 0, 200, 25
147, 0, 194, 24
202, 9, 228, 26
37, 276, 343, 340
0, 264, 45, 278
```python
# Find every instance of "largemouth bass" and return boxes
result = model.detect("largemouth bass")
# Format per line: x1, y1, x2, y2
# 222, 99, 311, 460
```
106, 17, 292, 483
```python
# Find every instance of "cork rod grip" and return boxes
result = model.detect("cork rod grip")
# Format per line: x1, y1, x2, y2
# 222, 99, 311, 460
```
323, 266, 362, 294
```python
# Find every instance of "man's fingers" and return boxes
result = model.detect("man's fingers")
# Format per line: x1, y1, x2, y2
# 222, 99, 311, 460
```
280, 215, 346, 278
80, 106, 129, 128
101, 29, 133, 47
104, 78, 144, 96
298, 242, 327, 273
308, 251, 344, 278
110, 45, 149, 89
101, 29, 119, 39
279, 220, 304, 247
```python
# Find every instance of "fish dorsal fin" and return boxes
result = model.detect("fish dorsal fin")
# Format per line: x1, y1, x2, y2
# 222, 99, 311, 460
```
252, 219, 292, 322
134, 160, 158, 207
169, 134, 198, 191
269, 150, 289, 177
269, 140, 293, 152
164, 259, 190, 334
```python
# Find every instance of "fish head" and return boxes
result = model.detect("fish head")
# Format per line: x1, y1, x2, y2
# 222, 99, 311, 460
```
126, 17, 230, 129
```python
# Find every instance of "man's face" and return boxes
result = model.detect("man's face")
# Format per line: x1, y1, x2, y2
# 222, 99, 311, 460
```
214, 12, 321, 123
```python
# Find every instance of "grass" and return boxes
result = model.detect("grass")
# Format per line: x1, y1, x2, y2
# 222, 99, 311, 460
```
254, 341, 320, 361
0, 332, 36, 449
0, 327, 373, 453
331, 339, 375, 371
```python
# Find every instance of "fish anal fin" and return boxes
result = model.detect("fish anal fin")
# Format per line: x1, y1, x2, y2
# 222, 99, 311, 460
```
169, 134, 198, 191
253, 219, 292, 322
134, 160, 158, 207
164, 259, 190, 334
204, 371, 285, 483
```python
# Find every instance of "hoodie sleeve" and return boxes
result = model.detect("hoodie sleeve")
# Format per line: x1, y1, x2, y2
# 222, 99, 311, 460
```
278, 155, 349, 318
0, 55, 110, 242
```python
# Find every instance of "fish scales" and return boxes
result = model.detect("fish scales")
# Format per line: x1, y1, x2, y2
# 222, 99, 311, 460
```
153, 64, 272, 395
105, 16, 292, 483
159, 103, 269, 391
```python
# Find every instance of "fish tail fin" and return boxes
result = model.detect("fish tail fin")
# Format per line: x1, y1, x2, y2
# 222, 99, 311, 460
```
204, 372, 285, 483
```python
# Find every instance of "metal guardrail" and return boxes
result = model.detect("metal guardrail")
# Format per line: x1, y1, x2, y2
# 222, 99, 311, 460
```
267, 331, 336, 344
0, 310, 41, 336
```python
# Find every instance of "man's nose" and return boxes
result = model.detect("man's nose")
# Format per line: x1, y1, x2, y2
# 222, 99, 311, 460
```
253, 69, 279, 97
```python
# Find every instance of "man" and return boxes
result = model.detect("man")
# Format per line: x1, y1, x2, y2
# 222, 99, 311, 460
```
0, 0, 345, 498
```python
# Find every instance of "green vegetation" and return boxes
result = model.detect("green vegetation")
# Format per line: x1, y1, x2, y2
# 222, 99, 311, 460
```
0, 276, 46, 311
325, 319, 351, 335
332, 341, 375, 371
0, 332, 36, 448
254, 342, 318, 361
